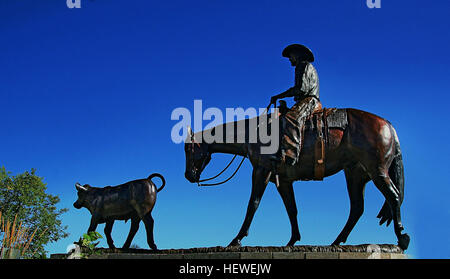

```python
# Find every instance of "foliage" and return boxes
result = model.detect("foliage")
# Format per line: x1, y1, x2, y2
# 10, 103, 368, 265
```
130, 243, 142, 249
80, 231, 102, 250
0, 166, 68, 258
77, 231, 103, 258
0, 212, 47, 258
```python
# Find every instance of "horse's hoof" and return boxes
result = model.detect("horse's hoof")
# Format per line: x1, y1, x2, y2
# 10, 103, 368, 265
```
331, 240, 341, 246
331, 236, 345, 246
227, 239, 241, 248
398, 233, 410, 251
286, 236, 300, 246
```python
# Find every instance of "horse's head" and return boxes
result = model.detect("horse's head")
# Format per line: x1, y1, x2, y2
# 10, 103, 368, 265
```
184, 127, 211, 183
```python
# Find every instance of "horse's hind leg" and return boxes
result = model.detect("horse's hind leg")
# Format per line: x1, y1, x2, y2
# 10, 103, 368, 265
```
228, 167, 270, 247
276, 180, 301, 246
332, 164, 370, 246
371, 170, 410, 250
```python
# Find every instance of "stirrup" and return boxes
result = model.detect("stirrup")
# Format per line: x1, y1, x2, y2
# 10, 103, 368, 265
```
269, 154, 281, 163
269, 157, 281, 188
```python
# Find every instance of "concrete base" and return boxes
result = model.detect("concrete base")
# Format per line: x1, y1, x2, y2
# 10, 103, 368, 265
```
51, 244, 408, 259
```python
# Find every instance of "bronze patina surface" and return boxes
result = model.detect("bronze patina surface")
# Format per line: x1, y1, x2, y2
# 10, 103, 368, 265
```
73, 173, 166, 250
184, 44, 410, 251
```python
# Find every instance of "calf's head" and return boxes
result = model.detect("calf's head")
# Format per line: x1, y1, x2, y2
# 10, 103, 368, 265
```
73, 183, 94, 210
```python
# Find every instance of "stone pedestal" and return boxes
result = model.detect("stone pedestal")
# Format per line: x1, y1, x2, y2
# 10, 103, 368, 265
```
51, 244, 407, 259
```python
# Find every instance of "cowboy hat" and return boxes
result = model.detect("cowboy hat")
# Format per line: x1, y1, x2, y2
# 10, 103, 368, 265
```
282, 44, 315, 62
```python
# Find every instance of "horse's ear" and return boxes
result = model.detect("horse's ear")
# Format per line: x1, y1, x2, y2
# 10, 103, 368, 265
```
185, 126, 192, 143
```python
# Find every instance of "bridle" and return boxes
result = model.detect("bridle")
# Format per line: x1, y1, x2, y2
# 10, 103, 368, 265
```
188, 101, 279, 187
189, 133, 246, 187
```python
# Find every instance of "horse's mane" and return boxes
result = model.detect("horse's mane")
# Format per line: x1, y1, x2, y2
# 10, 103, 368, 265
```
193, 114, 273, 145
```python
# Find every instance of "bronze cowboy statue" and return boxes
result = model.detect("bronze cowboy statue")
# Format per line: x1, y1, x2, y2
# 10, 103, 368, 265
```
185, 43, 410, 250
269, 44, 322, 166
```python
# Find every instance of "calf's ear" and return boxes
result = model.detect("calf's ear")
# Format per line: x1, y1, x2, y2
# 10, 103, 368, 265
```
75, 183, 87, 192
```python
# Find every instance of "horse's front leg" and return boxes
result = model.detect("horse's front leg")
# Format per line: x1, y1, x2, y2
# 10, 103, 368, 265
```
228, 167, 270, 247
276, 180, 301, 246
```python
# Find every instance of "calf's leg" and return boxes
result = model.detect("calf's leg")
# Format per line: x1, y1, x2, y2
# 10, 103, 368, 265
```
88, 216, 98, 233
123, 217, 140, 249
142, 213, 157, 250
104, 220, 116, 249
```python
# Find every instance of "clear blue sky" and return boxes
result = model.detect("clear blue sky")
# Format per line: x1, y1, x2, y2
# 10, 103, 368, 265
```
1, 0, 449, 259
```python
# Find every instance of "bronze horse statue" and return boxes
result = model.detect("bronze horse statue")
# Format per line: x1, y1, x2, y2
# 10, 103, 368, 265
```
184, 108, 410, 250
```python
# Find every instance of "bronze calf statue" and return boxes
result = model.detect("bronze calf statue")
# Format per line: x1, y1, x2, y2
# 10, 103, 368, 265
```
73, 173, 165, 250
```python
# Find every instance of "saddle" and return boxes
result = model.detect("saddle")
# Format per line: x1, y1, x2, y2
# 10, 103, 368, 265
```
304, 108, 348, 180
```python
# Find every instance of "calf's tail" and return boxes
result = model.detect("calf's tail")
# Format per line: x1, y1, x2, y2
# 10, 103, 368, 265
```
148, 173, 166, 192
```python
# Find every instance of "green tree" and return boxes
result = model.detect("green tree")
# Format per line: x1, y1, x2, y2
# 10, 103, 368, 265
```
0, 166, 68, 258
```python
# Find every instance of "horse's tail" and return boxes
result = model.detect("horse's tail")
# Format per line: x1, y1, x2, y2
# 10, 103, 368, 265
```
377, 125, 405, 227
148, 173, 166, 192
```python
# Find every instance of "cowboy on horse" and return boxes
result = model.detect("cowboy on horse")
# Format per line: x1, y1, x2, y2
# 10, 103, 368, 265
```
184, 43, 410, 250
270, 44, 322, 165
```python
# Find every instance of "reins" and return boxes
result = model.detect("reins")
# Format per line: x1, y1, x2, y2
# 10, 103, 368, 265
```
194, 101, 275, 187
197, 155, 246, 187
197, 154, 237, 183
